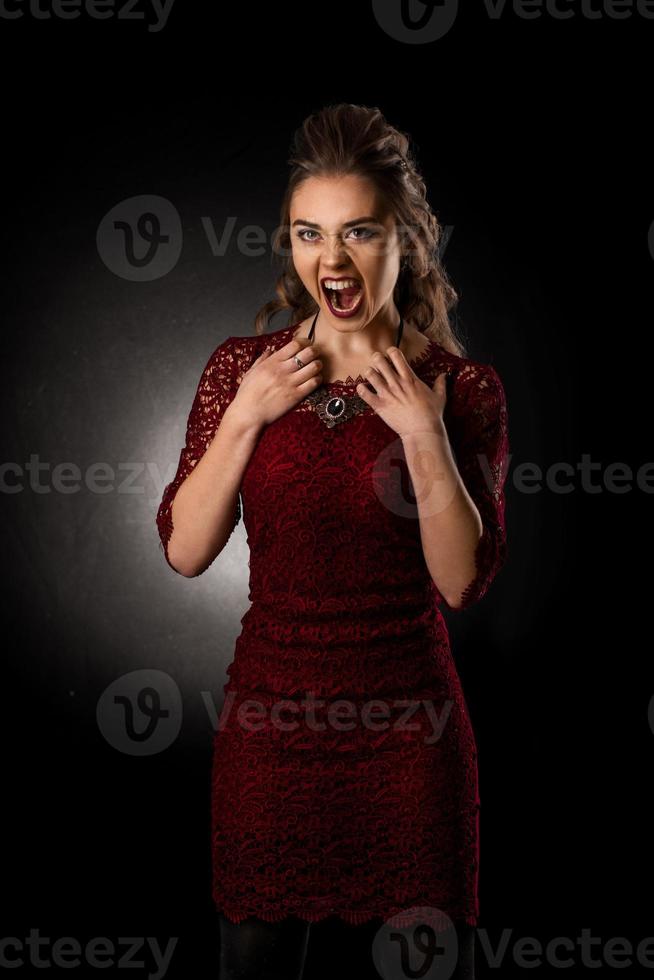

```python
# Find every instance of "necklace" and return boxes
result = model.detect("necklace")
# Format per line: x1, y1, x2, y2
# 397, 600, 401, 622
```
302, 309, 404, 428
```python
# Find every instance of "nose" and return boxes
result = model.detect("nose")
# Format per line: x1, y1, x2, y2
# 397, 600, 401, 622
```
321, 232, 352, 265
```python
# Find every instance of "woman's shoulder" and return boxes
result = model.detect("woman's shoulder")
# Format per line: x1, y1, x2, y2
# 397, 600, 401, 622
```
202, 324, 285, 365
202, 323, 298, 385
223, 322, 299, 364
428, 337, 502, 382
225, 322, 298, 354
429, 342, 506, 420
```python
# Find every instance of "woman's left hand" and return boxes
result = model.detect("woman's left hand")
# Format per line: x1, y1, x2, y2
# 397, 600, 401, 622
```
356, 346, 448, 438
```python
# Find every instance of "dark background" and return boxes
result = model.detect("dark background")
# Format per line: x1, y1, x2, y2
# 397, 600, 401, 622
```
1, 2, 652, 977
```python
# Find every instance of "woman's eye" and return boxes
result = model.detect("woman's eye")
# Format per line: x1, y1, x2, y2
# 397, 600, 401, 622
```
348, 227, 376, 240
297, 229, 319, 242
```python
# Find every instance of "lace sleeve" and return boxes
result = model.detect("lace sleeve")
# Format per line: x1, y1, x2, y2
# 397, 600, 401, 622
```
443, 361, 510, 611
155, 336, 242, 574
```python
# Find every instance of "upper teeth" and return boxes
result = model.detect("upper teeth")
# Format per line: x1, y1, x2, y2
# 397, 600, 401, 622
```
323, 278, 360, 290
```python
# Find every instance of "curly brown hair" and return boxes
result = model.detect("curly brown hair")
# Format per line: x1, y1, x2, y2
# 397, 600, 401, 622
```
254, 102, 466, 357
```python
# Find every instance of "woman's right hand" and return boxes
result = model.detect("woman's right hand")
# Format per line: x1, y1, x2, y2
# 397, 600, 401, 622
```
228, 339, 323, 430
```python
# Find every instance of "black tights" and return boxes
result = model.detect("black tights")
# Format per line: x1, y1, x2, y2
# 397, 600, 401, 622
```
217, 910, 476, 980
217, 912, 311, 980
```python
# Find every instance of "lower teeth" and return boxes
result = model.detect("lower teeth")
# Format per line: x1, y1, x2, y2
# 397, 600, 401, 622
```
330, 289, 361, 311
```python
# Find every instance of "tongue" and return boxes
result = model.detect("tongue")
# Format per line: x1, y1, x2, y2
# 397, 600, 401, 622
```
336, 285, 361, 310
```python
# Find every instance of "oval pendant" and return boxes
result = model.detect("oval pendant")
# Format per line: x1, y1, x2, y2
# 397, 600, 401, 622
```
326, 396, 345, 419
304, 388, 369, 428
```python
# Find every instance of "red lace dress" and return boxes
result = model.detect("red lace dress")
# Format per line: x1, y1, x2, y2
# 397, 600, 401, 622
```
156, 321, 509, 928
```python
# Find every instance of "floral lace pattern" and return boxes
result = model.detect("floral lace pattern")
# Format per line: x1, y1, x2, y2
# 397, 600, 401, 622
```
155, 340, 244, 572
155, 320, 510, 927
437, 360, 509, 609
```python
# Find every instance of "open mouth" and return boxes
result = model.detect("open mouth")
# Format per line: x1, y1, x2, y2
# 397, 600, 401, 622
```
321, 279, 364, 316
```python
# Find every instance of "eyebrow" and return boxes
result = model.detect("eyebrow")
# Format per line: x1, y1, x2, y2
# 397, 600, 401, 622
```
291, 215, 382, 229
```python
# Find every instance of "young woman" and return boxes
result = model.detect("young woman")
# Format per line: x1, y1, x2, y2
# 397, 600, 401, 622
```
156, 103, 510, 980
